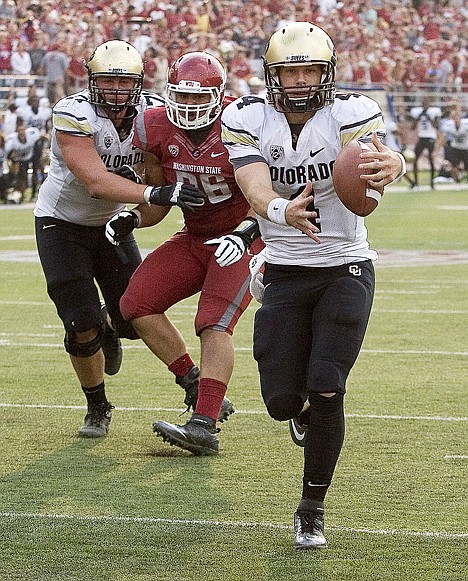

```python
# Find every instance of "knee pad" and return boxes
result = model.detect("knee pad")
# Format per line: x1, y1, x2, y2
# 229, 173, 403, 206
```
265, 392, 304, 421
309, 360, 346, 395
64, 326, 103, 358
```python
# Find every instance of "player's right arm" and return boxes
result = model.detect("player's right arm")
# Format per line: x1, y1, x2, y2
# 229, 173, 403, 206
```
234, 163, 320, 242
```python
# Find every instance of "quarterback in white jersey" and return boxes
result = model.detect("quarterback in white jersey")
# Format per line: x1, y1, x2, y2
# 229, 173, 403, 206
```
223, 90, 388, 266
34, 40, 205, 440
221, 22, 405, 550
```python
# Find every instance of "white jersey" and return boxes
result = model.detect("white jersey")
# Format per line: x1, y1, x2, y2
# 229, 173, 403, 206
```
34, 90, 164, 226
16, 104, 52, 132
5, 127, 41, 161
410, 106, 441, 139
221, 92, 386, 267
442, 118, 468, 151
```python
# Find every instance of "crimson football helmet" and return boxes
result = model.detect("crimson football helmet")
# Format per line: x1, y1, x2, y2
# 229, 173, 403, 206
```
263, 22, 336, 113
86, 40, 144, 116
166, 51, 226, 130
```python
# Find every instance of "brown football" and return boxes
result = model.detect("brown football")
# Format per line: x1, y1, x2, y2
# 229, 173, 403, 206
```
332, 140, 380, 217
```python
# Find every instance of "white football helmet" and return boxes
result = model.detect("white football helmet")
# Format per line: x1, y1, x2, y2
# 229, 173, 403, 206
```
165, 51, 226, 130
263, 22, 336, 113
86, 40, 144, 115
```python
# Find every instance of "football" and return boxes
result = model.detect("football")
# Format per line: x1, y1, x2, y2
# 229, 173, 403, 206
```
332, 140, 380, 217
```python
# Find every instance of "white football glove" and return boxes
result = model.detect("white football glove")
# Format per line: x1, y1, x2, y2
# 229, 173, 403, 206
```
205, 234, 247, 267
249, 249, 267, 303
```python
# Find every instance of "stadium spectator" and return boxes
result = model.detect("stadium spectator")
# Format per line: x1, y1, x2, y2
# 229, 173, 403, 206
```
10, 40, 32, 76
34, 40, 204, 439
221, 21, 404, 550
107, 52, 264, 456
65, 43, 87, 94
27, 31, 47, 75
39, 42, 69, 106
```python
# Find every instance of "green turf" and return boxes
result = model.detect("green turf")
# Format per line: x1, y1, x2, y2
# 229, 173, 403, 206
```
0, 187, 467, 580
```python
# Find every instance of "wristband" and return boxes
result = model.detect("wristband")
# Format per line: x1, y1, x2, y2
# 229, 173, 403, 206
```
267, 198, 289, 226
143, 186, 154, 204
131, 208, 142, 227
394, 152, 407, 181
232, 217, 261, 247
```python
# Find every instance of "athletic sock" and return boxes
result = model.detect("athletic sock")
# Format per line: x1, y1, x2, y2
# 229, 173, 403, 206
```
302, 392, 345, 503
82, 381, 107, 406
168, 353, 196, 378
194, 378, 227, 423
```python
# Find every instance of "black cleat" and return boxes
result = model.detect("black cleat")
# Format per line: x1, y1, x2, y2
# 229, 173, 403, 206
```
78, 402, 114, 438
176, 365, 235, 423
218, 397, 235, 423
153, 416, 220, 456
101, 303, 122, 376
175, 365, 199, 409
294, 505, 327, 549
288, 407, 310, 447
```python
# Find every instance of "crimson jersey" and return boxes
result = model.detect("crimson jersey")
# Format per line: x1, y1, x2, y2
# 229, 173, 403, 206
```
133, 97, 250, 237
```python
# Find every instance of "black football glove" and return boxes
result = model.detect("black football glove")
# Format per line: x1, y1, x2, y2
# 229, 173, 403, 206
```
114, 165, 143, 184
105, 210, 140, 246
144, 182, 206, 212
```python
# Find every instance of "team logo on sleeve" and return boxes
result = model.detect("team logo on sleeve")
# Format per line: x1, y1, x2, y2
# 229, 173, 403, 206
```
104, 133, 114, 149
168, 145, 179, 156
270, 145, 284, 160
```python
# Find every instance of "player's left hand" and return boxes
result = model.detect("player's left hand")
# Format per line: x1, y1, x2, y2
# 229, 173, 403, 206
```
114, 164, 143, 184
105, 210, 140, 245
205, 234, 246, 267
358, 132, 404, 192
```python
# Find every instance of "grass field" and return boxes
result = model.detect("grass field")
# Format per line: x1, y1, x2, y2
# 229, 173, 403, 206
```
1, 184, 467, 580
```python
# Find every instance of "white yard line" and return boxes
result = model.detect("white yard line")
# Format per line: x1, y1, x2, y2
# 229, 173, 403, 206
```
1, 402, 466, 422
0, 511, 465, 539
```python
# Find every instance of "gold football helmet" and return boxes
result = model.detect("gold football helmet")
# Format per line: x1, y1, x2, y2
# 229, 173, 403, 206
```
263, 22, 336, 113
86, 40, 144, 114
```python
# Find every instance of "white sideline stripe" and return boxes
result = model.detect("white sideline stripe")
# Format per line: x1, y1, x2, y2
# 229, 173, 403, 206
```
0, 512, 465, 539
1, 403, 466, 422
0, 341, 467, 356
444, 455, 468, 459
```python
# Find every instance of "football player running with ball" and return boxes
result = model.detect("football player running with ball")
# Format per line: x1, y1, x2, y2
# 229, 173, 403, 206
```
105, 52, 264, 456
221, 22, 405, 549
35, 41, 205, 439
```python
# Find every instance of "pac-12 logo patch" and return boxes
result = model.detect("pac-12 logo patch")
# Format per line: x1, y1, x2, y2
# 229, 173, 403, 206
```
270, 145, 284, 160
104, 133, 114, 148
168, 145, 179, 157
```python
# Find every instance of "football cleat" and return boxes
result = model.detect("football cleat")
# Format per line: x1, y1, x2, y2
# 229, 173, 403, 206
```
288, 407, 310, 447
101, 303, 123, 376
153, 416, 220, 456
176, 365, 235, 423
78, 402, 114, 438
294, 506, 327, 549
218, 397, 235, 423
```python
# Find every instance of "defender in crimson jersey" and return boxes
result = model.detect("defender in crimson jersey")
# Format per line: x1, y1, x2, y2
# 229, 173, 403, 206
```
106, 52, 264, 455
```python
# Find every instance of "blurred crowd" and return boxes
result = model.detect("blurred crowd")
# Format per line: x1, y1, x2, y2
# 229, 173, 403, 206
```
0, 0, 465, 100
0, 0, 466, 203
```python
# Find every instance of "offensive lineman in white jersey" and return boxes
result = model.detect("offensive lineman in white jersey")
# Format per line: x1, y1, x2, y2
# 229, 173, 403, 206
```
34, 40, 205, 439
221, 22, 405, 549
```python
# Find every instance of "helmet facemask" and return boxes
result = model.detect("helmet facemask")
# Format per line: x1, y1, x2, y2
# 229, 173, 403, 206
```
166, 81, 223, 130
264, 61, 335, 113
165, 52, 226, 130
